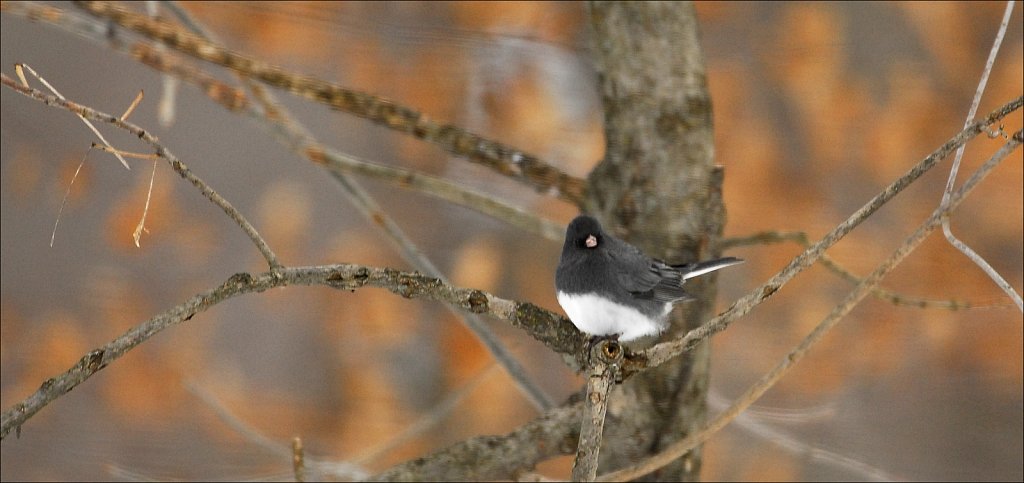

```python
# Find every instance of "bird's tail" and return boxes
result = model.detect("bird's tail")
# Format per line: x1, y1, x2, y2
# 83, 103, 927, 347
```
676, 257, 744, 280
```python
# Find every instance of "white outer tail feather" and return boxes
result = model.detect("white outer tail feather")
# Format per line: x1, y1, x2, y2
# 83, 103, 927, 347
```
681, 258, 745, 280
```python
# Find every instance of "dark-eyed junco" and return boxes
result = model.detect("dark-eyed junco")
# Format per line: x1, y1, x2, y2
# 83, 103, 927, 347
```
555, 215, 743, 341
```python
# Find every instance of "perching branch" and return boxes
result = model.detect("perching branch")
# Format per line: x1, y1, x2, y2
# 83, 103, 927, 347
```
0, 263, 585, 440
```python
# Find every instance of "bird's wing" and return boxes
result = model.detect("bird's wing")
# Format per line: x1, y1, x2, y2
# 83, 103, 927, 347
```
608, 240, 688, 303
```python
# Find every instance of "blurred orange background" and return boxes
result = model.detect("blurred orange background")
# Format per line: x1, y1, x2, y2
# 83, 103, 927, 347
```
1, 2, 1021, 480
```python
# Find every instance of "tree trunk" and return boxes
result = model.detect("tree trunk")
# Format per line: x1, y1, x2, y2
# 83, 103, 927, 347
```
585, 2, 724, 480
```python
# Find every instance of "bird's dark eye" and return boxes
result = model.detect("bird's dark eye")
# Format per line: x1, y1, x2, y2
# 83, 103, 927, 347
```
584, 234, 598, 248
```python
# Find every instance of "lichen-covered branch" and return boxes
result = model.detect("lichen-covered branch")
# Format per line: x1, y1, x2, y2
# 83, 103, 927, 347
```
71, 0, 587, 204
371, 402, 584, 481
0, 263, 587, 439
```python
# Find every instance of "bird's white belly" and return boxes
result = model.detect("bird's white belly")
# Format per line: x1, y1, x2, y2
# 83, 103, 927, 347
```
556, 292, 669, 341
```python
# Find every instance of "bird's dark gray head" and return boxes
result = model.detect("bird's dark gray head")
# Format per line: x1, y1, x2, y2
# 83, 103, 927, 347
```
563, 215, 606, 252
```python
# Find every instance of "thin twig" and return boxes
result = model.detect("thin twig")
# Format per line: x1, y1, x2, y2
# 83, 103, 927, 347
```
50, 150, 90, 247
707, 393, 900, 481
2, 73, 284, 271
939, 0, 1022, 311
15, 63, 131, 169
73, 0, 587, 204
307, 146, 565, 242
131, 158, 158, 247
354, 364, 500, 465
119, 89, 144, 120
89, 144, 165, 247
626, 96, 1023, 376
186, 382, 296, 457
185, 382, 369, 481
599, 130, 1022, 482
722, 230, 1012, 309
718, 229, 809, 249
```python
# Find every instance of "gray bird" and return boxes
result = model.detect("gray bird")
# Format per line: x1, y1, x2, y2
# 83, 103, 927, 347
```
555, 215, 743, 341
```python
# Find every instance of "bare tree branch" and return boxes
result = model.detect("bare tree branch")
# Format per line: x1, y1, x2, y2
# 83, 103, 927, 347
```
1, 72, 283, 271
132, 38, 563, 241
71, 0, 588, 204
0, 263, 586, 440
939, 0, 1022, 311
0, 0, 565, 241
722, 230, 1013, 309
371, 401, 584, 481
